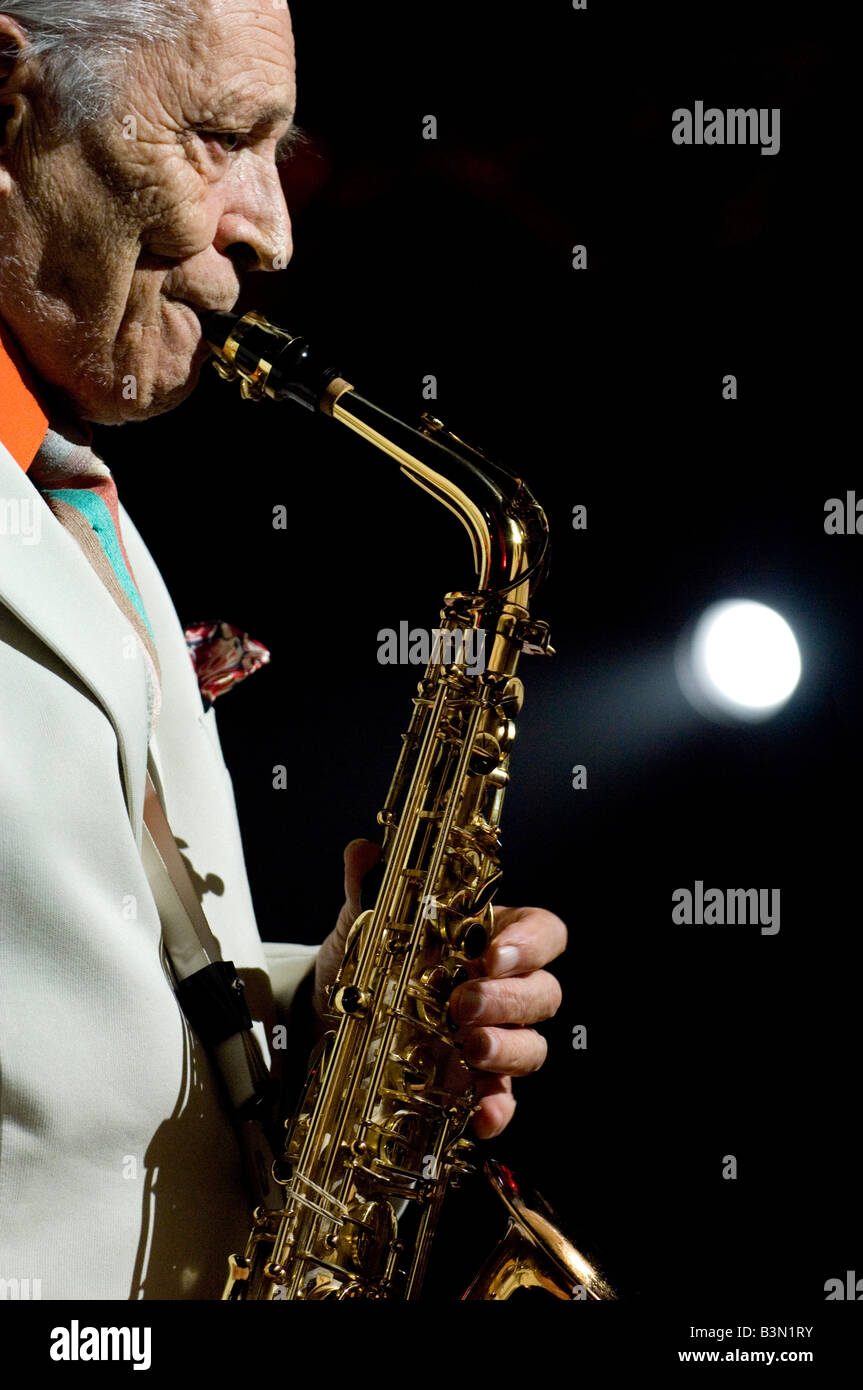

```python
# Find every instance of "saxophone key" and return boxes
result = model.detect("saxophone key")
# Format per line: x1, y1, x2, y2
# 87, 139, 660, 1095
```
412, 963, 469, 1027
336, 1200, 398, 1278
449, 916, 489, 959
332, 984, 372, 1016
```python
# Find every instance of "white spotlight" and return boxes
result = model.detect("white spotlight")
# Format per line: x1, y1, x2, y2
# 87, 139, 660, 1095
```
676, 600, 802, 722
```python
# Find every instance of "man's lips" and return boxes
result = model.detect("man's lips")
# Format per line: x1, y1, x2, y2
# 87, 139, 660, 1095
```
167, 293, 237, 315
166, 299, 207, 334
167, 298, 214, 322
164, 300, 217, 364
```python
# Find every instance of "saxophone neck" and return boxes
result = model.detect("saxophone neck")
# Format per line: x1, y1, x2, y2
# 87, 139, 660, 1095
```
199, 309, 551, 607
329, 391, 551, 612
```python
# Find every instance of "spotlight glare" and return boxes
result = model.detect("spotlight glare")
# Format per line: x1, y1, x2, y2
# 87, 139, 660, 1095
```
678, 600, 802, 722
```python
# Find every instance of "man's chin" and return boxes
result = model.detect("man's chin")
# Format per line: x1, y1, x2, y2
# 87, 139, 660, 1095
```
78, 351, 210, 425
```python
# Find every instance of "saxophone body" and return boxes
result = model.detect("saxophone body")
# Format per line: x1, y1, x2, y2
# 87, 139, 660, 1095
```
201, 310, 615, 1302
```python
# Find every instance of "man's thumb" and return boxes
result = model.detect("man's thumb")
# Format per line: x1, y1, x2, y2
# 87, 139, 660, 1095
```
314, 839, 385, 1030
343, 838, 383, 920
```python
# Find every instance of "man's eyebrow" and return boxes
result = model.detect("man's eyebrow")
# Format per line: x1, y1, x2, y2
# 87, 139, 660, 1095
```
275, 123, 308, 162
249, 104, 296, 129
197, 102, 295, 132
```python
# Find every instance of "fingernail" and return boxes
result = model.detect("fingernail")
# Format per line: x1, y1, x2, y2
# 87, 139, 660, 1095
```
465, 1031, 498, 1065
455, 984, 484, 1022
494, 944, 520, 974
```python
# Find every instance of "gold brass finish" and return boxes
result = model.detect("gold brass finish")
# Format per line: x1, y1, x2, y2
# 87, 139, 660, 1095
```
462, 1161, 617, 1301
320, 376, 356, 416
205, 310, 615, 1302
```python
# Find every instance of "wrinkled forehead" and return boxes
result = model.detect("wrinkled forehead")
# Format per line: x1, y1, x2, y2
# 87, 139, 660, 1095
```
130, 0, 297, 125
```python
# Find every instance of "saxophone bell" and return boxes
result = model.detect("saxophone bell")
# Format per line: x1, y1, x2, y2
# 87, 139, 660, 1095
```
462, 1160, 617, 1301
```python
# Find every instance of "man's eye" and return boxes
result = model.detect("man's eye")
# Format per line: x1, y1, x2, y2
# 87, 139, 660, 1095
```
202, 131, 243, 152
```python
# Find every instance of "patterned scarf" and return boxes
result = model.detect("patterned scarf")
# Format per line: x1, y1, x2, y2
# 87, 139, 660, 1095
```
28, 418, 163, 738
28, 415, 271, 734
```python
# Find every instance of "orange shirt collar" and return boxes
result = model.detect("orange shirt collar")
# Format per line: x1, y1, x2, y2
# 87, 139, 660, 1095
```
0, 318, 50, 472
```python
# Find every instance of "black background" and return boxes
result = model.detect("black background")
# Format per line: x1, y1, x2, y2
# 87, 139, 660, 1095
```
98, 1, 857, 1302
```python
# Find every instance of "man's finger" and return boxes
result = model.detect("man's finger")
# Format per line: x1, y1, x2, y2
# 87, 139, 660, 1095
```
471, 1076, 516, 1140
482, 905, 568, 976
462, 1026, 548, 1075
449, 969, 562, 1028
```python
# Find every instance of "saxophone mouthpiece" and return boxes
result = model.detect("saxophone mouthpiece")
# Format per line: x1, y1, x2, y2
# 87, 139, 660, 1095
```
196, 308, 345, 410
198, 310, 238, 353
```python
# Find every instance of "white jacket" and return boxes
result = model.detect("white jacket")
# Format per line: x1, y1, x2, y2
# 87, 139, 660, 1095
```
0, 437, 318, 1299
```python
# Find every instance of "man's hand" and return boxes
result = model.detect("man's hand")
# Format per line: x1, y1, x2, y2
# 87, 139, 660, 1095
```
447, 902, 566, 1138
313, 840, 567, 1141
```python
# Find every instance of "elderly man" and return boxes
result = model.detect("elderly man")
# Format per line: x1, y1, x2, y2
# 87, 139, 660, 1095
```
0, 0, 566, 1300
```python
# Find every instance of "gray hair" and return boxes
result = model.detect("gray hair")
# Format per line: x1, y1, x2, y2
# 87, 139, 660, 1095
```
1, 1, 194, 130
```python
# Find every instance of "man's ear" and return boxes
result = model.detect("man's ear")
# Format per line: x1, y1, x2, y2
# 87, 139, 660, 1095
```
0, 15, 31, 167
0, 92, 27, 156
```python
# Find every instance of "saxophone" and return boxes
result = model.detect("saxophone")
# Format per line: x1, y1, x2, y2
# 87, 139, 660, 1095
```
200, 309, 616, 1302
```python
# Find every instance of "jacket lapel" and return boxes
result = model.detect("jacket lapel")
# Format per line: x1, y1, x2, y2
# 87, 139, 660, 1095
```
0, 441, 149, 839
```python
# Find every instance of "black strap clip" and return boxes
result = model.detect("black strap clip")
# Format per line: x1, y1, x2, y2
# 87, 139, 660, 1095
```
175, 960, 252, 1047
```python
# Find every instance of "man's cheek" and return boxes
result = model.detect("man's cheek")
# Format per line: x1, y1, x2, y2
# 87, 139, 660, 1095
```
114, 301, 188, 367
143, 187, 222, 261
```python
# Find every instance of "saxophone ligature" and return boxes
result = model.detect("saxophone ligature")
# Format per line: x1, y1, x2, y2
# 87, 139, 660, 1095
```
199, 308, 616, 1302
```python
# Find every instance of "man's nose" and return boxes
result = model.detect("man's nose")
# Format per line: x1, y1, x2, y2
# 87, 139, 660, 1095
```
214, 159, 293, 273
